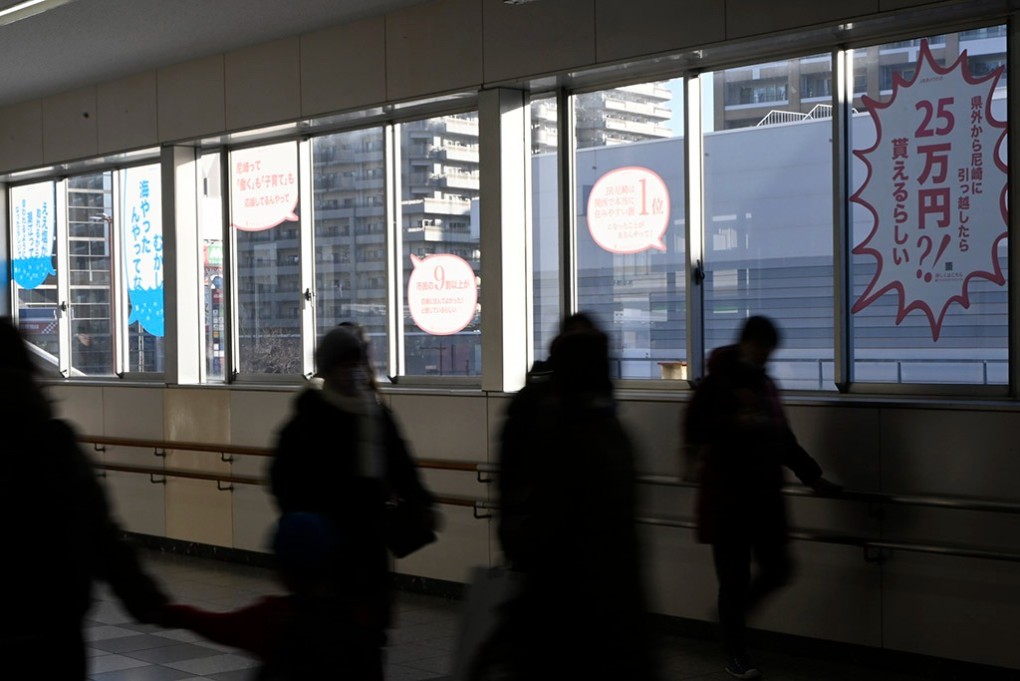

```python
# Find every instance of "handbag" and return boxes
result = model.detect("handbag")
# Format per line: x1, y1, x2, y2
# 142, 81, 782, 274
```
383, 495, 437, 558
451, 566, 523, 681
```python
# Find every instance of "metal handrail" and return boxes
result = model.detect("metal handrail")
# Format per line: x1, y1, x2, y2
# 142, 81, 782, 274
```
78, 435, 497, 476
94, 460, 487, 513
636, 474, 1020, 516
636, 515, 1020, 564
81, 436, 1020, 560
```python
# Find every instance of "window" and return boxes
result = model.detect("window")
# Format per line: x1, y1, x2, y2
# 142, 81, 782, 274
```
229, 141, 303, 375
849, 28, 1008, 385
200, 152, 226, 381
400, 113, 482, 377
703, 57, 835, 390
312, 128, 389, 378
10, 163, 165, 377
572, 78, 686, 380
530, 94, 561, 363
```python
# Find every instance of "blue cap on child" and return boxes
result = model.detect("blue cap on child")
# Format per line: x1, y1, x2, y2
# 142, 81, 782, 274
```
271, 511, 340, 578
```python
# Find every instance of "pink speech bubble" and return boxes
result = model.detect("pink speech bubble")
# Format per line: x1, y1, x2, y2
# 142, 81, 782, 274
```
230, 142, 300, 232
407, 253, 479, 336
851, 39, 1008, 342
586, 166, 670, 254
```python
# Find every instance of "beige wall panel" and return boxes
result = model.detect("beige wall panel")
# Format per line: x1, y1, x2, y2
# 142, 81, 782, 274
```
165, 387, 230, 443
386, 0, 483, 101
165, 477, 233, 547
725, 0, 878, 39
97, 71, 158, 154
618, 399, 684, 476
0, 100, 43, 172
482, 0, 595, 83
642, 524, 717, 620
879, 408, 1020, 498
754, 541, 883, 646
103, 469, 166, 537
42, 86, 98, 163
884, 553, 1020, 668
102, 386, 165, 439
48, 384, 105, 435
595, 0, 725, 63
230, 389, 294, 448
395, 506, 491, 583
388, 393, 489, 460
157, 55, 226, 143
225, 37, 301, 132
486, 394, 511, 463
232, 484, 278, 553
163, 388, 232, 544
785, 403, 881, 491
422, 467, 488, 502
300, 18, 387, 117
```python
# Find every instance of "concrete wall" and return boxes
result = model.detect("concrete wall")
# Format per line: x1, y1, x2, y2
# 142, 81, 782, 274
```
45, 382, 1020, 670
11, 0, 1017, 672
0, 0, 977, 172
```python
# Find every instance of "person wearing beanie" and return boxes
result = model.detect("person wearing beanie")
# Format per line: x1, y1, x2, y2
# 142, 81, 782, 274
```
269, 323, 437, 681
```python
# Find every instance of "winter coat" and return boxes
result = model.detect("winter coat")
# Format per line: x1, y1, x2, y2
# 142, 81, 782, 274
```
1, 370, 168, 678
684, 344, 822, 545
269, 387, 435, 634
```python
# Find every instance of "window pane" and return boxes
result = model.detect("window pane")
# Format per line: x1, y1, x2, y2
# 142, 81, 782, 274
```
703, 56, 835, 390
312, 127, 389, 379
230, 141, 303, 374
531, 95, 561, 363
400, 113, 482, 377
68, 172, 114, 376
11, 180, 59, 371
850, 29, 1008, 384
121, 163, 165, 372
201, 152, 226, 381
573, 79, 686, 380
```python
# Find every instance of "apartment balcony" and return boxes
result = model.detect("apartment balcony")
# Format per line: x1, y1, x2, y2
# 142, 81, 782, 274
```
616, 82, 672, 101
354, 149, 385, 163
603, 97, 673, 121
405, 196, 473, 216
603, 118, 673, 138
430, 146, 480, 163
432, 172, 480, 191
438, 117, 479, 137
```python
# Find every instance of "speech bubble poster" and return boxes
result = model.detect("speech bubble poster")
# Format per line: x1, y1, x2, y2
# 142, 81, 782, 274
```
123, 164, 165, 337
851, 40, 1008, 341
586, 166, 670, 254
11, 181, 55, 290
230, 141, 300, 232
407, 253, 478, 336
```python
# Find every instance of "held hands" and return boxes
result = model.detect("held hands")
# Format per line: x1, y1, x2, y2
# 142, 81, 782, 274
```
809, 476, 843, 496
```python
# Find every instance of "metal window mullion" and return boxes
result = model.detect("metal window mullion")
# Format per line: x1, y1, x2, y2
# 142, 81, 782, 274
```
833, 47, 853, 392
1009, 14, 1020, 397
298, 138, 316, 378
685, 75, 706, 381
223, 150, 239, 382
558, 88, 577, 317
55, 177, 70, 377
111, 168, 126, 376
387, 123, 404, 377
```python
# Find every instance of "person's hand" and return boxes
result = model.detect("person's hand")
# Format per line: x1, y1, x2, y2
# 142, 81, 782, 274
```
809, 476, 842, 496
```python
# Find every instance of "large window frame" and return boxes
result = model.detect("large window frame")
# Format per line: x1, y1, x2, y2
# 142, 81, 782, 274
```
3, 10, 1015, 399
7, 153, 166, 380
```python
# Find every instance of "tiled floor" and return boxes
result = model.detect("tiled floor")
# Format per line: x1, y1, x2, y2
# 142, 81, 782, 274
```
81, 549, 952, 680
